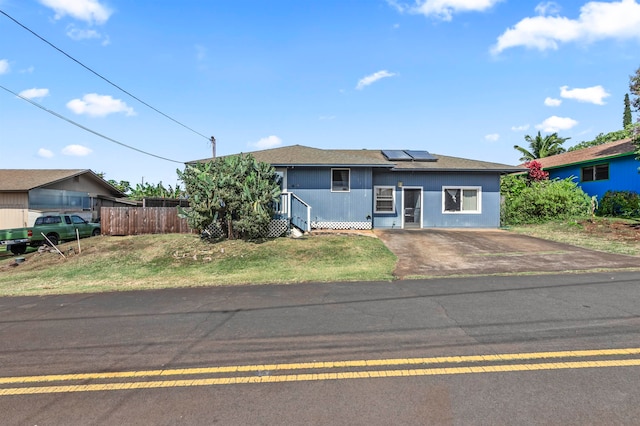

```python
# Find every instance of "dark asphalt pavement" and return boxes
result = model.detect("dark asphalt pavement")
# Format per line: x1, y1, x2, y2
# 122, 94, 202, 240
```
374, 228, 640, 278
2, 272, 640, 424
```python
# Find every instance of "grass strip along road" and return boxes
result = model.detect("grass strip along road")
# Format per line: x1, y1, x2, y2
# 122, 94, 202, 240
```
2, 347, 640, 396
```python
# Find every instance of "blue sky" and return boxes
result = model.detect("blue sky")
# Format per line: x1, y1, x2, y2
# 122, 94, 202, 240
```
1, 0, 640, 188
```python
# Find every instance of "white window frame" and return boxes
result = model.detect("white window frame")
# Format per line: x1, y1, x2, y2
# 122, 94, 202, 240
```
374, 185, 395, 214
331, 168, 350, 192
442, 186, 482, 214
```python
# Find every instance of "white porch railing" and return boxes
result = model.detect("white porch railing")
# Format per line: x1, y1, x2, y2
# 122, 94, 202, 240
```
275, 192, 311, 232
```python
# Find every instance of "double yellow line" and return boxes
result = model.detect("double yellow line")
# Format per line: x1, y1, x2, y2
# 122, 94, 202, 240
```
2, 347, 640, 396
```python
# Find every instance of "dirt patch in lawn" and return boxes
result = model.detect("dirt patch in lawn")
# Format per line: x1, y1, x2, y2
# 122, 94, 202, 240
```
578, 218, 640, 242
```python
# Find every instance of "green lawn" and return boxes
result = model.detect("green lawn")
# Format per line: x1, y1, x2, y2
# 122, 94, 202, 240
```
0, 233, 397, 296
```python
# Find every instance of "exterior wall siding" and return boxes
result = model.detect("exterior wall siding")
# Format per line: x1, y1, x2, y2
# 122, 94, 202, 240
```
285, 167, 374, 228
44, 174, 112, 195
284, 166, 503, 229
372, 171, 502, 228
547, 155, 640, 200
0, 192, 29, 229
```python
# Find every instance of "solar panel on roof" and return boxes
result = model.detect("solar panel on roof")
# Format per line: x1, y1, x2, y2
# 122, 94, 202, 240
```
382, 150, 413, 160
405, 150, 437, 161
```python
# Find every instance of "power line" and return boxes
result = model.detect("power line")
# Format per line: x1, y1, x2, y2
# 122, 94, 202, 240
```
0, 84, 185, 164
0, 8, 211, 141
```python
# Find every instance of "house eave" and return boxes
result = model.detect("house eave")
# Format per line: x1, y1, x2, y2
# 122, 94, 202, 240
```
275, 163, 394, 168
390, 167, 527, 173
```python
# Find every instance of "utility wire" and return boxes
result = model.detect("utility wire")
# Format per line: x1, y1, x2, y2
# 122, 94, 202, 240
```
0, 84, 185, 164
0, 9, 211, 141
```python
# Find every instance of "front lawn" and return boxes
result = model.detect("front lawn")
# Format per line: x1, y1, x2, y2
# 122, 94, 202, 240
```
0, 233, 397, 296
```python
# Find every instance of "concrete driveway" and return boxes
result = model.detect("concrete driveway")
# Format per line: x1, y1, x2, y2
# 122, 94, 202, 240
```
374, 229, 640, 279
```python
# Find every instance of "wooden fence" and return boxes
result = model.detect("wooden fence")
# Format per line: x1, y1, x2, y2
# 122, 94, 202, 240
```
101, 207, 194, 236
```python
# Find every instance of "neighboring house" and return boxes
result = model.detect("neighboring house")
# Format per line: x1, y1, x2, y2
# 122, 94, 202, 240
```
194, 145, 524, 230
0, 169, 130, 229
535, 138, 639, 200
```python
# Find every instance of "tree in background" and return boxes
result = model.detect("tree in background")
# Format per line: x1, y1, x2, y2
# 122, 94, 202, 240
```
513, 131, 570, 162
630, 66, 640, 113
568, 123, 640, 151
128, 182, 184, 200
177, 154, 281, 240
624, 93, 633, 128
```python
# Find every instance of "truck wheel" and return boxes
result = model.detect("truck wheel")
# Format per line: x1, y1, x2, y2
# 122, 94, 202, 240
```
10, 244, 27, 255
46, 234, 59, 246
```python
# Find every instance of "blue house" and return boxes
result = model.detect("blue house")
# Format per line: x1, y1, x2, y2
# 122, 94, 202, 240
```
536, 138, 639, 201
205, 145, 523, 231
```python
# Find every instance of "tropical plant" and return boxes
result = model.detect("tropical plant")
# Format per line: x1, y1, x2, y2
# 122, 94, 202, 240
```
598, 191, 640, 218
524, 160, 548, 181
128, 182, 185, 200
514, 131, 570, 162
500, 175, 591, 225
177, 154, 281, 240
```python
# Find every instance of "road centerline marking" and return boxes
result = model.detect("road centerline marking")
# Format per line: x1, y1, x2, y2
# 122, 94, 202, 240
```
2, 347, 640, 395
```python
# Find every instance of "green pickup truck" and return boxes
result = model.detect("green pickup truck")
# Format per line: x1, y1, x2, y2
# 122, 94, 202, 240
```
0, 214, 101, 255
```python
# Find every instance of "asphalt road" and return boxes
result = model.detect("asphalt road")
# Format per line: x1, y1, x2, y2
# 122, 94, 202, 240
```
2, 272, 640, 425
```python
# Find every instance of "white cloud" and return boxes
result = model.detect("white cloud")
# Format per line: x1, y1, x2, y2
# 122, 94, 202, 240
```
544, 97, 562, 106
66, 93, 135, 117
38, 148, 54, 158
389, 0, 503, 21
19, 66, 35, 74
19, 88, 50, 100
511, 124, 530, 131
0, 59, 9, 74
492, 0, 640, 54
356, 70, 396, 90
39, 0, 112, 25
560, 85, 610, 105
62, 144, 92, 156
536, 115, 578, 132
250, 135, 283, 149
66, 25, 102, 41
535, 1, 561, 16
484, 133, 500, 142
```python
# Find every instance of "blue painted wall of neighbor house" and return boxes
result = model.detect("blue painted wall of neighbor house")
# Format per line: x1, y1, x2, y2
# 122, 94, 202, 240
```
372, 171, 502, 228
285, 167, 374, 225
547, 154, 640, 200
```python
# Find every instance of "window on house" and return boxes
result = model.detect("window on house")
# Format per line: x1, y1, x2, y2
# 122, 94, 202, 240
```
331, 168, 350, 192
581, 164, 609, 182
443, 187, 481, 213
374, 186, 395, 213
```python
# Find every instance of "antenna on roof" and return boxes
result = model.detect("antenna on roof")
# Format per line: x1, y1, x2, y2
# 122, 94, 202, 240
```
211, 136, 216, 159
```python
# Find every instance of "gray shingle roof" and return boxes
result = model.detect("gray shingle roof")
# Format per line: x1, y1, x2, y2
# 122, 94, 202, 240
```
0, 169, 124, 195
193, 144, 524, 173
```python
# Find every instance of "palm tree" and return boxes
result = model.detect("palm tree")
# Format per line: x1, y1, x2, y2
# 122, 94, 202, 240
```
514, 131, 570, 162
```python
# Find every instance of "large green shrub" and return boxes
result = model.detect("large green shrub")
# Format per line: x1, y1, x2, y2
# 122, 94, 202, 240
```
597, 190, 640, 218
501, 175, 591, 225
177, 154, 281, 240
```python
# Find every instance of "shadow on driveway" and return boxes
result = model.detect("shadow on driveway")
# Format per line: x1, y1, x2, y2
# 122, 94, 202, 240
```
374, 229, 639, 279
